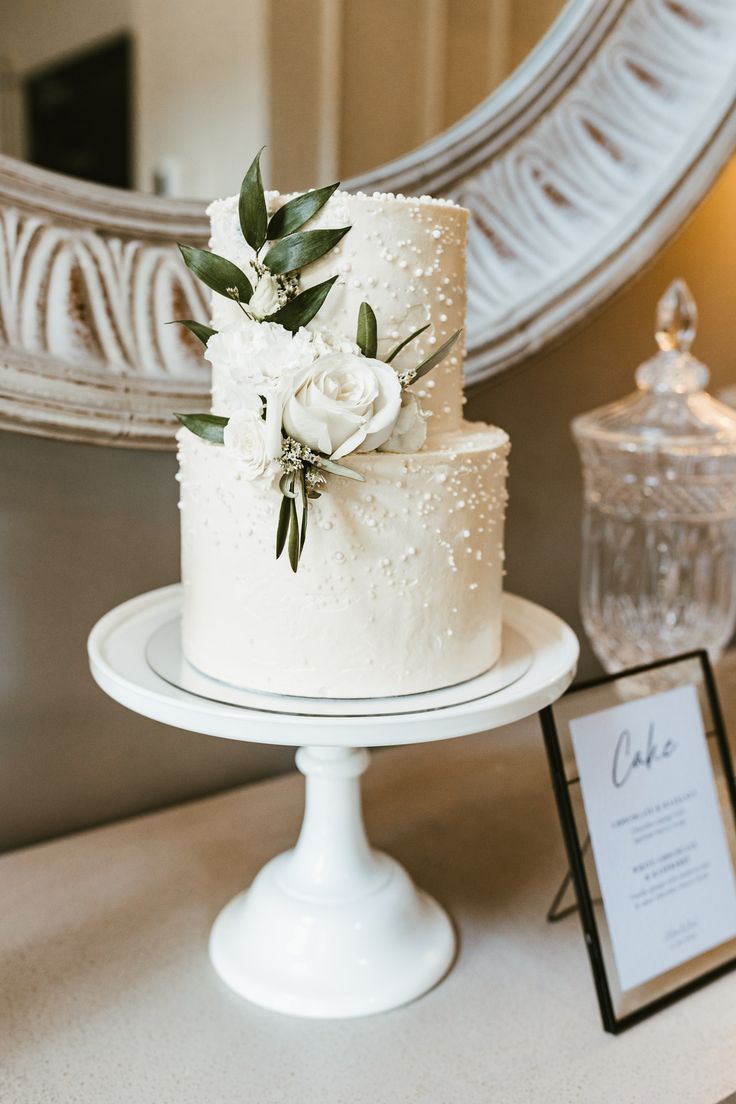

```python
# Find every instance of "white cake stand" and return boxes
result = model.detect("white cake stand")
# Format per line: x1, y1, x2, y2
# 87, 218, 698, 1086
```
88, 585, 578, 1019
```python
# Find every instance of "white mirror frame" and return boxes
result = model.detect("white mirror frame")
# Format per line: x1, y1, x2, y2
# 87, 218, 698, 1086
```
0, 0, 734, 448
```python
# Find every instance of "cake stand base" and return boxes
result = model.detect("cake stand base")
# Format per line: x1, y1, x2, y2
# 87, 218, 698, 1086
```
209, 745, 455, 1018
89, 586, 579, 1019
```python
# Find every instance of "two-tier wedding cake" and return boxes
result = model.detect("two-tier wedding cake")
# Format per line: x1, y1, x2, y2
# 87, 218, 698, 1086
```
175, 155, 509, 698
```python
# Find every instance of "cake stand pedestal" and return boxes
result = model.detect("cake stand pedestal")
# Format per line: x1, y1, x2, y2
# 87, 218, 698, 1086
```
88, 585, 578, 1019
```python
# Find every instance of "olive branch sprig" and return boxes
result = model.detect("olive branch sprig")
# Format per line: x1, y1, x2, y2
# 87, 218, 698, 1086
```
169, 149, 350, 343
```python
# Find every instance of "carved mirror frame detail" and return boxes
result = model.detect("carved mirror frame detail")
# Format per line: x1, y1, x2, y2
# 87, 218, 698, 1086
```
0, 0, 734, 448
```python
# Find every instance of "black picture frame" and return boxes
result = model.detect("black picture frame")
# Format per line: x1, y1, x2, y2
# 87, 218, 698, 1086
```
540, 649, 736, 1034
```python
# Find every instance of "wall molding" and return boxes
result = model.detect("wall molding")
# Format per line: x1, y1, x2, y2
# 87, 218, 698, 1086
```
0, 0, 734, 447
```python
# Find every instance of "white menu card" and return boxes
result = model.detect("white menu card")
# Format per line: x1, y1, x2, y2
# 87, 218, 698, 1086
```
569, 683, 736, 992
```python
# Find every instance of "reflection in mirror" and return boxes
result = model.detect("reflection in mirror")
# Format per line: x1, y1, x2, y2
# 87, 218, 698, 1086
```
0, 0, 564, 199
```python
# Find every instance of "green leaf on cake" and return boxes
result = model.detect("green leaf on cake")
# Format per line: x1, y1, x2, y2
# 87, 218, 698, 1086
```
276, 493, 291, 559
385, 323, 430, 364
167, 320, 217, 346
268, 183, 340, 240
263, 227, 350, 275
299, 469, 309, 554
314, 456, 365, 482
239, 148, 268, 253
174, 412, 229, 444
411, 329, 463, 382
178, 245, 253, 304
288, 495, 300, 573
356, 302, 378, 359
268, 275, 338, 332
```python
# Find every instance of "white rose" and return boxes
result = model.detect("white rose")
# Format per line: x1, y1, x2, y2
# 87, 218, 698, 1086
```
282, 351, 402, 460
223, 410, 275, 480
248, 272, 281, 319
379, 390, 428, 453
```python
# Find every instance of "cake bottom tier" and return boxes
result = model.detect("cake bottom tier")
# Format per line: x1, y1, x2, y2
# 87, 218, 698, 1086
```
178, 423, 509, 698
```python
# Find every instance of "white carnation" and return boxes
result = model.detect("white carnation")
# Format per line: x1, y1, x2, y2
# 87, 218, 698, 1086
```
248, 272, 281, 319
283, 351, 402, 460
206, 319, 319, 455
223, 410, 276, 480
205, 319, 315, 391
379, 390, 428, 453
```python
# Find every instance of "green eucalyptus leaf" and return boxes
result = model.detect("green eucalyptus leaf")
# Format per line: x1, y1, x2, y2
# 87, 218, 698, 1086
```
276, 493, 291, 559
167, 319, 217, 346
288, 495, 300, 572
174, 412, 229, 444
385, 323, 430, 364
178, 245, 253, 304
268, 183, 340, 239
300, 468, 309, 554
356, 302, 378, 359
263, 227, 350, 275
279, 472, 297, 498
314, 456, 365, 482
239, 148, 268, 252
268, 276, 338, 332
412, 329, 463, 382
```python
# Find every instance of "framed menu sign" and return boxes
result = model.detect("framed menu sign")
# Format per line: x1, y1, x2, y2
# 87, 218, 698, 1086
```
541, 651, 736, 1033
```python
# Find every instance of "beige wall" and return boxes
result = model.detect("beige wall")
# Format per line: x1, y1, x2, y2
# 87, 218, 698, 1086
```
132, 0, 269, 197
0, 0, 125, 74
2, 159, 735, 852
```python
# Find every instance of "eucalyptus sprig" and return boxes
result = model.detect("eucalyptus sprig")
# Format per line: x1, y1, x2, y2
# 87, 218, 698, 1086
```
275, 437, 363, 573
175, 150, 351, 340
354, 300, 462, 389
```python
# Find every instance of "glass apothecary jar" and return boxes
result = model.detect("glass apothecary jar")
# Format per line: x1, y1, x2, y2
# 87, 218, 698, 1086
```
572, 280, 736, 672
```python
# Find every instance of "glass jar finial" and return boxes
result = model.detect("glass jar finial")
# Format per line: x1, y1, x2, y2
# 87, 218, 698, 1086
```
655, 278, 697, 352
636, 278, 707, 394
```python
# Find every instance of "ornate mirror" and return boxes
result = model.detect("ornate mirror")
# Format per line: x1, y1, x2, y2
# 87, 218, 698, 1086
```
0, 0, 734, 448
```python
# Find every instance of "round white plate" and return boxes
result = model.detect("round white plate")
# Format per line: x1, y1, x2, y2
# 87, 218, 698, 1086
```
145, 617, 533, 718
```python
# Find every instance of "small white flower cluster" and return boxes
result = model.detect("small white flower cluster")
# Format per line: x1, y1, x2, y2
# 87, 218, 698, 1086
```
246, 263, 299, 320
208, 317, 427, 479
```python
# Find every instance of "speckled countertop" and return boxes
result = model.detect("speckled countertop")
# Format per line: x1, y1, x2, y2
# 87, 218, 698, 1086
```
3, 686, 736, 1103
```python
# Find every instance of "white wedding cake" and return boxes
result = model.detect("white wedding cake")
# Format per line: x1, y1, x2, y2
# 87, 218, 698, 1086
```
176, 158, 509, 698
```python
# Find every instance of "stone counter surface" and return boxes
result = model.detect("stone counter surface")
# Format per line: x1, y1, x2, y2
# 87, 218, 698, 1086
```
2, 708, 736, 1103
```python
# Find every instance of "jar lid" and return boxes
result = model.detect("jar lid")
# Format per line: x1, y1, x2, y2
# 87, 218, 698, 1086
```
572, 280, 736, 454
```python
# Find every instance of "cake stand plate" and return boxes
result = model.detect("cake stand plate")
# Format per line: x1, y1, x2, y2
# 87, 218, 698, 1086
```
88, 585, 578, 1019
145, 613, 534, 716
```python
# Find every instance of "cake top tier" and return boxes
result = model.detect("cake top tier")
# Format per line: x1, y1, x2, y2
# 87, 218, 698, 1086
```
207, 188, 469, 434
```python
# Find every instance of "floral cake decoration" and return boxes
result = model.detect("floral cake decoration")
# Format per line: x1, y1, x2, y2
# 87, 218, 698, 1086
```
174, 150, 461, 572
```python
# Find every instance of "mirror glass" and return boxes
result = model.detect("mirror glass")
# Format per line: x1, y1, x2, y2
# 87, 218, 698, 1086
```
0, 0, 566, 198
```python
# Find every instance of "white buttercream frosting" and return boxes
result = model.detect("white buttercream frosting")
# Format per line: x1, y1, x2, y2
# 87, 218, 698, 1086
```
178, 425, 509, 698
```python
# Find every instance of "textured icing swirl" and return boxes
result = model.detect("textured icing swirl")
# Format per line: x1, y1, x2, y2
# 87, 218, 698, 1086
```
207, 190, 469, 437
